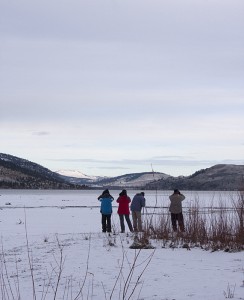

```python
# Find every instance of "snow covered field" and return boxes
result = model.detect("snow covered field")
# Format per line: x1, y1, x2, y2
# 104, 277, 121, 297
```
0, 189, 243, 300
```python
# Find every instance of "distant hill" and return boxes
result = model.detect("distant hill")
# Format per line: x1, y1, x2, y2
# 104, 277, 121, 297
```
56, 169, 105, 185
91, 172, 171, 188
56, 170, 170, 188
0, 153, 85, 189
57, 165, 244, 190
1, 153, 244, 190
145, 164, 244, 191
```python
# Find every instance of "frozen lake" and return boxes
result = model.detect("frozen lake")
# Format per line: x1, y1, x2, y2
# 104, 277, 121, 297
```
0, 189, 240, 237
0, 189, 240, 207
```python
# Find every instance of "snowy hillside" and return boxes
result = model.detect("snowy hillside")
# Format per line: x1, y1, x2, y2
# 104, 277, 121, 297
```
56, 169, 107, 185
93, 172, 171, 188
56, 169, 98, 180
55, 169, 171, 188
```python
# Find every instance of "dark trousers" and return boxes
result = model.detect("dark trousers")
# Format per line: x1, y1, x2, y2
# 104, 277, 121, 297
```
102, 214, 111, 232
171, 212, 185, 232
119, 214, 133, 232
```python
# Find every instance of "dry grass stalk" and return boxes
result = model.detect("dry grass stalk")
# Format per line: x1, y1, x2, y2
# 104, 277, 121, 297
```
147, 192, 244, 251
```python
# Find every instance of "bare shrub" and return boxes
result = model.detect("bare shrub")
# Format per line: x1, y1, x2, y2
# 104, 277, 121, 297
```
208, 200, 235, 249
223, 283, 236, 298
146, 192, 244, 251
1, 229, 154, 300
233, 191, 244, 246
185, 199, 208, 245
108, 235, 155, 300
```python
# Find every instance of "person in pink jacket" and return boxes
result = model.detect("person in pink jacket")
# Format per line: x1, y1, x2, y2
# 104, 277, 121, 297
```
117, 189, 133, 233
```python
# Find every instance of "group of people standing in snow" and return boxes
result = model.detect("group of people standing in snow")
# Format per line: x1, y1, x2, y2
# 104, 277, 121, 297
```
98, 189, 145, 233
98, 188, 186, 234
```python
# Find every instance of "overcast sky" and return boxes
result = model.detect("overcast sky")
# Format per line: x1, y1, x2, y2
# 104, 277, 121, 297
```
1, 0, 244, 177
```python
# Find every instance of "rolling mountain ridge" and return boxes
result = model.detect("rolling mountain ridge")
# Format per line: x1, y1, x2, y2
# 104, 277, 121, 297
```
145, 164, 244, 191
0, 153, 85, 189
1, 153, 244, 190
56, 169, 171, 188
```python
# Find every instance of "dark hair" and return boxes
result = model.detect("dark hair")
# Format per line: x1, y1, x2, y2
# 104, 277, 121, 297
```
119, 189, 127, 196
174, 189, 180, 194
102, 189, 109, 195
140, 192, 145, 196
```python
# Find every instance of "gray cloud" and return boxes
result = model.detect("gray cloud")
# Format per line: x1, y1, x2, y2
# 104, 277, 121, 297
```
46, 156, 244, 177
32, 131, 50, 136
48, 157, 243, 167
93, 166, 130, 170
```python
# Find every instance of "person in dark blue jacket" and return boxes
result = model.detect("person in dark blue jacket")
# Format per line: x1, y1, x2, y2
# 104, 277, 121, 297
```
98, 189, 114, 233
131, 192, 146, 232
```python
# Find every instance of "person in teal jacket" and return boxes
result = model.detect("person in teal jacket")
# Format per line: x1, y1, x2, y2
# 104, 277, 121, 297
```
98, 189, 114, 233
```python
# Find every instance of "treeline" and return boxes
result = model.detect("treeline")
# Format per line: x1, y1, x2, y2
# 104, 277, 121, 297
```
0, 179, 88, 190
